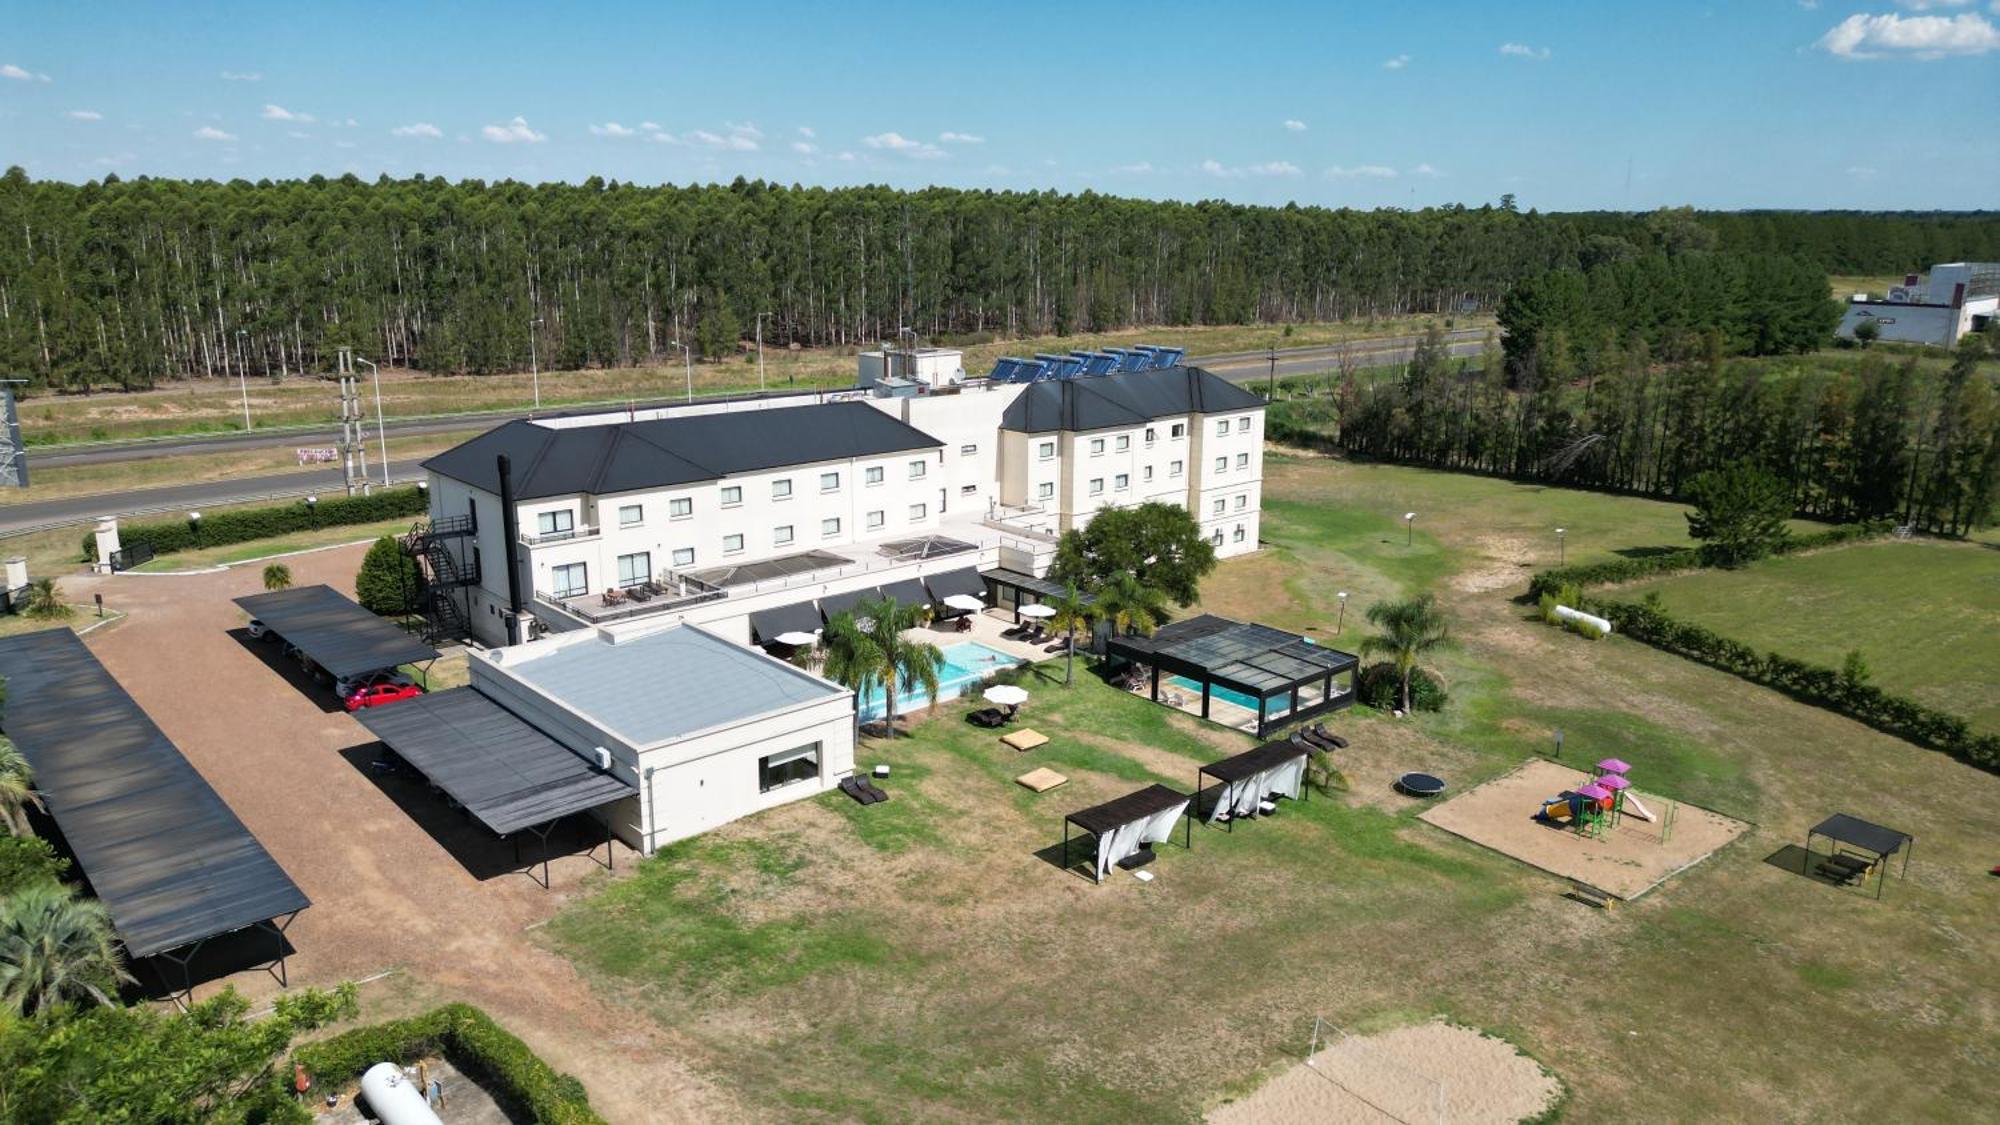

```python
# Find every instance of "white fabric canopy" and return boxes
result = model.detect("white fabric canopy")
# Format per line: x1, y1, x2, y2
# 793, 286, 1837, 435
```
1093, 798, 1190, 880
1018, 603, 1057, 619
1207, 753, 1307, 822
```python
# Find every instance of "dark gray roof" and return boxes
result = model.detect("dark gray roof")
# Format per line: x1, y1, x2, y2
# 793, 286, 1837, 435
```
1809, 813, 1912, 858
353, 688, 634, 836
1066, 784, 1192, 836
424, 402, 944, 500
234, 585, 438, 681
1000, 366, 1266, 434
1107, 614, 1356, 695
0, 629, 308, 958
923, 568, 986, 602
1202, 740, 1309, 785
749, 600, 822, 643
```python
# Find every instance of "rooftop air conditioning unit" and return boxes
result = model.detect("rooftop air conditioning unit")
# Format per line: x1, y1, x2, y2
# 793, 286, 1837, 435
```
594, 746, 612, 771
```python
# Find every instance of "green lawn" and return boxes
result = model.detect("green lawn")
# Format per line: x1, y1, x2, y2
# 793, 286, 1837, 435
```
544, 456, 2000, 1123
1619, 539, 2000, 731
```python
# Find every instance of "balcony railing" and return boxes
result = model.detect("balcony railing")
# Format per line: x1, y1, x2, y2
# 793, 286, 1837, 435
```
534, 571, 729, 623
520, 524, 601, 546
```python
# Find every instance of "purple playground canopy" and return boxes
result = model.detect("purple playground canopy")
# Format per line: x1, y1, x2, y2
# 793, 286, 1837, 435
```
1576, 783, 1612, 800
1597, 775, 1631, 791
1596, 758, 1631, 774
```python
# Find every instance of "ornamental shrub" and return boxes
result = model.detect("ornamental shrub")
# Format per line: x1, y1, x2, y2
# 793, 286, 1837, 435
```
355, 536, 420, 616
1356, 661, 1447, 712
84, 487, 427, 561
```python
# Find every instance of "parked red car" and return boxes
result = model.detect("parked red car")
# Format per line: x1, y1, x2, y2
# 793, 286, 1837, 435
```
343, 680, 424, 712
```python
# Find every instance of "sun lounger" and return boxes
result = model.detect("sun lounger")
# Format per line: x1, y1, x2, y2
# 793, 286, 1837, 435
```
1310, 724, 1349, 749
1298, 728, 1341, 752
1043, 637, 1072, 654
1001, 728, 1050, 752
1000, 623, 1030, 639
839, 777, 886, 805
968, 708, 1007, 728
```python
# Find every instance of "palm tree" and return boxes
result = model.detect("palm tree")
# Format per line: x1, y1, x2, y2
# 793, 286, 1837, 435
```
262, 562, 293, 591
1044, 582, 1092, 686
0, 739, 42, 837
21, 578, 70, 621
0, 884, 131, 1014
819, 596, 945, 736
1359, 594, 1453, 714
1093, 572, 1168, 638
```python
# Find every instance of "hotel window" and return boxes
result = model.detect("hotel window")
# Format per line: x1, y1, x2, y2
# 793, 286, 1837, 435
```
1089, 438, 1105, 456
909, 502, 927, 521
1089, 478, 1104, 496
1038, 441, 1055, 461
1170, 460, 1184, 477
773, 525, 795, 546
1213, 498, 1226, 515
908, 459, 927, 479
550, 562, 588, 598
1144, 427, 1157, 445
960, 443, 978, 456
1114, 473, 1129, 492
1210, 529, 1224, 547
1170, 423, 1186, 439
1235, 494, 1248, 510
1115, 435, 1130, 452
1216, 419, 1229, 437
723, 533, 745, 555
668, 497, 693, 520
1237, 416, 1251, 433
1143, 465, 1154, 482
1233, 525, 1247, 543
671, 547, 695, 567
616, 552, 651, 587
1037, 482, 1055, 501
867, 509, 886, 530
772, 479, 793, 500
866, 465, 885, 486
1215, 456, 1227, 473
720, 485, 743, 507
822, 517, 841, 537
960, 484, 978, 496
1235, 452, 1249, 469
536, 509, 574, 538
618, 504, 643, 527
759, 742, 821, 792
820, 471, 840, 492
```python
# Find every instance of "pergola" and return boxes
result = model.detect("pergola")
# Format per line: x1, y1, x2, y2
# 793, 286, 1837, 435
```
1806, 813, 1913, 900
1198, 741, 1312, 829
1060, 784, 1193, 883
1106, 615, 1357, 738
981, 567, 1092, 623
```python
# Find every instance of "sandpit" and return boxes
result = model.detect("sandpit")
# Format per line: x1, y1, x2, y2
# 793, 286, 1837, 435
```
1418, 759, 1748, 900
1209, 1020, 1561, 1125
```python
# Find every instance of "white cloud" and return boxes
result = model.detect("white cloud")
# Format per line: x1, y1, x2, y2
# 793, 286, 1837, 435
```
939, 130, 984, 144
791, 140, 819, 154
93, 153, 135, 167
2, 64, 50, 82
640, 121, 662, 132
219, 70, 261, 81
1410, 162, 1441, 177
481, 116, 546, 143
391, 122, 442, 138
1202, 158, 1302, 178
589, 122, 637, 137
1817, 11, 1999, 57
863, 131, 945, 158
836, 150, 856, 162
1500, 42, 1553, 60
687, 126, 759, 150
1283, 119, 1307, 132
796, 125, 815, 138
1113, 161, 1155, 174
1325, 164, 1399, 179
192, 126, 237, 142
1847, 165, 1882, 178
729, 121, 764, 142
1382, 53, 1411, 69
262, 104, 314, 123
1892, 1, 1974, 9
66, 109, 103, 121
286, 130, 311, 140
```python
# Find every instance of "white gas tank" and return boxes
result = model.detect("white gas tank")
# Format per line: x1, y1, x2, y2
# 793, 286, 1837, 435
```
359, 1062, 443, 1125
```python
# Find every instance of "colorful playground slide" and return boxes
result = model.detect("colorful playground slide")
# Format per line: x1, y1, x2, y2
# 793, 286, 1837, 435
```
1621, 792, 1657, 822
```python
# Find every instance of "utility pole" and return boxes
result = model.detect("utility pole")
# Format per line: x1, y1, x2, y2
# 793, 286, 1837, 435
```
1266, 346, 1278, 400
670, 340, 692, 403
755, 312, 769, 392
355, 355, 390, 487
529, 316, 544, 409
236, 329, 253, 431
336, 348, 368, 495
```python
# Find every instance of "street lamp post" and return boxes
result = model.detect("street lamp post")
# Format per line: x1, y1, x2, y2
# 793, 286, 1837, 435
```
235, 329, 252, 431
354, 356, 390, 487
1404, 511, 1417, 546
755, 312, 770, 393
669, 340, 692, 403
1266, 347, 1278, 400
528, 317, 544, 409
1336, 590, 1349, 636
1556, 527, 1567, 565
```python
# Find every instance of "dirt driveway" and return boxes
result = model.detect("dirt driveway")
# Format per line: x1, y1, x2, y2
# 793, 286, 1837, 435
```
71, 544, 732, 1124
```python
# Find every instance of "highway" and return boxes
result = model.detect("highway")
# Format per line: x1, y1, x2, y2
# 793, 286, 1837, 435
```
2, 327, 1491, 536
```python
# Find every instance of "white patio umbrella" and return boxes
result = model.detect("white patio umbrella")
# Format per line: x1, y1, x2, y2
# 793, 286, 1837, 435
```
942, 594, 985, 613
1018, 603, 1057, 620
982, 684, 1029, 708
773, 631, 818, 646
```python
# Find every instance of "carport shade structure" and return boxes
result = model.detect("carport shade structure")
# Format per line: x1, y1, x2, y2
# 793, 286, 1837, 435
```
234, 584, 438, 682
1806, 813, 1913, 900
1061, 783, 1193, 883
1198, 740, 1312, 831
0, 629, 308, 999
1106, 614, 1357, 738
353, 688, 635, 887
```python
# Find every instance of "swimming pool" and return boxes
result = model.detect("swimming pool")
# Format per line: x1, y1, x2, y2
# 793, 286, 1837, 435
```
1165, 674, 1291, 718
858, 641, 1023, 720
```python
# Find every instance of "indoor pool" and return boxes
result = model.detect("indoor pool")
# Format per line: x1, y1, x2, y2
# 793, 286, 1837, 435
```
1165, 674, 1290, 718
858, 641, 1023, 720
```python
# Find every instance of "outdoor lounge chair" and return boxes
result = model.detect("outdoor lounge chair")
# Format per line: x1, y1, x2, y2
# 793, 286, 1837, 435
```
1043, 637, 1072, 655
968, 708, 1007, 728
1023, 624, 1048, 643
1298, 727, 1342, 752
839, 777, 887, 805
1000, 622, 1031, 639
1309, 724, 1349, 749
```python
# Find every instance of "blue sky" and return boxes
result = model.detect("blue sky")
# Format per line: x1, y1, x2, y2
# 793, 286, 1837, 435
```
3, 0, 1995, 209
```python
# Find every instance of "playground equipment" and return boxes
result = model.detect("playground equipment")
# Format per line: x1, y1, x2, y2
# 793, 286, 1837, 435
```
1535, 757, 1676, 842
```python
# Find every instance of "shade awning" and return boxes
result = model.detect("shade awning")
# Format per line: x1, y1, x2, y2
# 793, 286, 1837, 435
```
1200, 740, 1310, 785
1809, 813, 1912, 859
1108, 614, 1355, 697
234, 584, 438, 680
879, 578, 930, 608
1065, 783, 1192, 836
818, 587, 881, 620
923, 567, 987, 602
749, 600, 822, 643
354, 688, 635, 836
0, 629, 308, 958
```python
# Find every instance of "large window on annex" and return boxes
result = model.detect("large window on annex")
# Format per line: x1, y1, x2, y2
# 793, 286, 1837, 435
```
759, 742, 821, 792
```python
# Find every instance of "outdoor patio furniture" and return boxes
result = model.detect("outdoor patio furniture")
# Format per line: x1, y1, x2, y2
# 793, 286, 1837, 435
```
839, 777, 887, 805
1297, 727, 1341, 752
1001, 623, 1031, 639
968, 707, 1007, 728
1310, 724, 1349, 749
600, 588, 625, 606
625, 584, 653, 602
1001, 728, 1050, 752
1043, 637, 1072, 654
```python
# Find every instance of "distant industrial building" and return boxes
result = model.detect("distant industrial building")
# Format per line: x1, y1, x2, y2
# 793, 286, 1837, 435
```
1836, 262, 1998, 348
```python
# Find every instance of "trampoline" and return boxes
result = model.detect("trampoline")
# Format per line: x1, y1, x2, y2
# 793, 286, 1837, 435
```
1396, 771, 1447, 798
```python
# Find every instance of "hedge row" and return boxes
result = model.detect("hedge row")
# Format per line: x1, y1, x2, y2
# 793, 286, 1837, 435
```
86, 487, 428, 560
1590, 597, 1999, 774
1525, 520, 1893, 599
291, 1002, 604, 1125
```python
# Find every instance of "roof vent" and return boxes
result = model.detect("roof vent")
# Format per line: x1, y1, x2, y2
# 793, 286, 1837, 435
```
594, 746, 612, 771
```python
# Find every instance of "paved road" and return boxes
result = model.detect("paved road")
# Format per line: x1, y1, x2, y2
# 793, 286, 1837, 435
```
3, 328, 1493, 535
